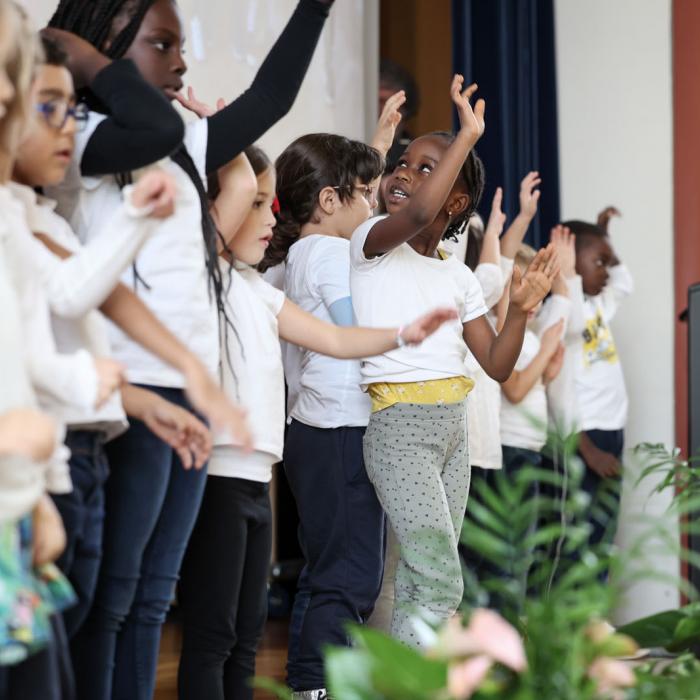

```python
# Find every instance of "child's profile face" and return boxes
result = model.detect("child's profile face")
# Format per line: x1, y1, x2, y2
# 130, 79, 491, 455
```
120, 0, 187, 101
0, 20, 15, 120
333, 180, 375, 239
576, 236, 614, 296
382, 134, 448, 215
228, 167, 277, 266
13, 65, 76, 188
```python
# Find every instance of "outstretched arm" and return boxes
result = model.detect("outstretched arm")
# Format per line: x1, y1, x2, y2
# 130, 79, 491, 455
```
499, 171, 540, 259
277, 299, 457, 359
203, 0, 333, 173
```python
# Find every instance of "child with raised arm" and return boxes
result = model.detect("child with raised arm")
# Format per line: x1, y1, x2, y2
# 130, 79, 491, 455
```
349, 76, 558, 647
177, 137, 455, 700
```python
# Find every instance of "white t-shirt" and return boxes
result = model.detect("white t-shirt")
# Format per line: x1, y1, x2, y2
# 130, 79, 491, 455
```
284, 235, 370, 428
500, 329, 548, 451
11, 183, 133, 440
48, 113, 218, 388
211, 264, 286, 482
350, 216, 487, 386
572, 265, 633, 432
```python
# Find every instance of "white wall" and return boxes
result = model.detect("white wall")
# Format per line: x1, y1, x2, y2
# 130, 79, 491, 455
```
22, 0, 378, 158
555, 0, 678, 622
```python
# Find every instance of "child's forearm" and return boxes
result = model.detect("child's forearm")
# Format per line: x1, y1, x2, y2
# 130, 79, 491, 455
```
500, 213, 533, 259
211, 154, 258, 245
483, 304, 528, 382
120, 384, 160, 420
501, 349, 552, 404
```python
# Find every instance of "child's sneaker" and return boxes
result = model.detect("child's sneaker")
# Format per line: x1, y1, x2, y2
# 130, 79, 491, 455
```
292, 690, 329, 700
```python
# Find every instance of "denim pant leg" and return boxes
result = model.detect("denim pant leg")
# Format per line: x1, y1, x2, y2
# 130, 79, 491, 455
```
285, 422, 384, 691
52, 430, 109, 640
73, 387, 206, 700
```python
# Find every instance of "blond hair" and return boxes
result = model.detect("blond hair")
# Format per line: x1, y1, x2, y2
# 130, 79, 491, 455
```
514, 243, 537, 273
0, 0, 40, 182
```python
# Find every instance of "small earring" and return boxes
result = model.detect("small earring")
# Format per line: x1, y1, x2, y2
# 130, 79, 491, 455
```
447, 210, 453, 217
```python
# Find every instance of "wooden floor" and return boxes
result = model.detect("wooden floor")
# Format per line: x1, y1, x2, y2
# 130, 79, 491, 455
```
155, 617, 290, 700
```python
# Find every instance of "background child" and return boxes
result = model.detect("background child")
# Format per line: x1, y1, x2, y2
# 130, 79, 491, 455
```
564, 211, 633, 554
177, 139, 456, 700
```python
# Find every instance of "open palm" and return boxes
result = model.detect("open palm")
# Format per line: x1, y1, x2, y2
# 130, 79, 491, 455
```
510, 244, 559, 312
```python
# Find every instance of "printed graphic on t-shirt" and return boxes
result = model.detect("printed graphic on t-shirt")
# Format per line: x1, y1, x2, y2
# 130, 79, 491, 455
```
582, 311, 619, 366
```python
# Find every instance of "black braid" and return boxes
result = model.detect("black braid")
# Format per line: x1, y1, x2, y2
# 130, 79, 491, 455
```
428, 131, 485, 242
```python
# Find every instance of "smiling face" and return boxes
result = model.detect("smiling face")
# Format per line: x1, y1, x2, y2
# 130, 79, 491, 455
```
13, 64, 77, 188
116, 0, 187, 100
228, 167, 277, 266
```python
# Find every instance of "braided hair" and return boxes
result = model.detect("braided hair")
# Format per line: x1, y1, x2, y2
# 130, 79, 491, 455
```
259, 133, 384, 273
49, 0, 232, 336
427, 131, 485, 242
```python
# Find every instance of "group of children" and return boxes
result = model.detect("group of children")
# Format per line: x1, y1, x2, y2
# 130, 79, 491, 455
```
0, 1, 632, 699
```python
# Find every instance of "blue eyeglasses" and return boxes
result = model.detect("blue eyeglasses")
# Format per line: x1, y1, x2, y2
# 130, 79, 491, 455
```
35, 99, 89, 131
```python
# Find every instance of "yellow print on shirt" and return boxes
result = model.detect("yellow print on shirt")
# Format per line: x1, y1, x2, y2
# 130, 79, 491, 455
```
582, 311, 619, 366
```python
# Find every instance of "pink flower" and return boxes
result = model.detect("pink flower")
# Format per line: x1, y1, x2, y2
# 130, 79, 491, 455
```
588, 657, 636, 698
447, 655, 493, 700
432, 610, 527, 673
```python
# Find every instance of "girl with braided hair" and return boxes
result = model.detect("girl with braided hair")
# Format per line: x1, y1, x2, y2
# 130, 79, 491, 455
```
41, 2, 336, 698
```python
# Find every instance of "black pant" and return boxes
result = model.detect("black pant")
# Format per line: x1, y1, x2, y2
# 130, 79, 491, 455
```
51, 430, 109, 640
0, 615, 74, 700
578, 429, 624, 549
284, 420, 384, 692
178, 476, 271, 700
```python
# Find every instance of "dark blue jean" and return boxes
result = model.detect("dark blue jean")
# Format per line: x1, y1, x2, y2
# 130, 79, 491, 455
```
72, 386, 207, 700
284, 421, 384, 692
52, 430, 110, 639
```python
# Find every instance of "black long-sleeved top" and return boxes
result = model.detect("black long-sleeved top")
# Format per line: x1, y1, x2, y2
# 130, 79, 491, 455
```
81, 0, 330, 177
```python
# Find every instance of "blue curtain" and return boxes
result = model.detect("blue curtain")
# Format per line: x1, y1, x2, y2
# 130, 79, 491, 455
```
452, 0, 560, 248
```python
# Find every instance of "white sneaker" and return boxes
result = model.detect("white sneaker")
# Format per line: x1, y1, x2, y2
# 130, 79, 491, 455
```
292, 690, 329, 700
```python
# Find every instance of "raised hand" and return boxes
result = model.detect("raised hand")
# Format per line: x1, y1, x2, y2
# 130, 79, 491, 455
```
543, 343, 565, 384
371, 90, 406, 157
93, 357, 125, 409
550, 224, 576, 279
484, 187, 507, 239
519, 171, 541, 220
142, 397, 212, 469
174, 86, 226, 118
509, 243, 559, 313
597, 205, 621, 233
399, 308, 459, 346
132, 169, 178, 219
451, 75, 485, 146
540, 318, 565, 358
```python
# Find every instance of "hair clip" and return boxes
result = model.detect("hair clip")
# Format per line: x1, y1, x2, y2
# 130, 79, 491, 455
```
272, 196, 281, 214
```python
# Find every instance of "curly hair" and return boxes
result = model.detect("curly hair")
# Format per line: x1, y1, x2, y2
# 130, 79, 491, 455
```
259, 133, 384, 272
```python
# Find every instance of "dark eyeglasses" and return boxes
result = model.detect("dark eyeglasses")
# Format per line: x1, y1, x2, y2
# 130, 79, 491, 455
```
332, 184, 376, 204
35, 100, 89, 131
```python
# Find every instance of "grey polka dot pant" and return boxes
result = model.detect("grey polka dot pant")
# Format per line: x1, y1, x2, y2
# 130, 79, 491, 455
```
363, 400, 470, 648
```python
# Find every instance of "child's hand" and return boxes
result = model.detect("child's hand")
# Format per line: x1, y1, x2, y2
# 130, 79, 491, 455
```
32, 495, 66, 567
93, 358, 125, 409
174, 87, 226, 118
596, 206, 621, 233
519, 171, 541, 220
550, 225, 576, 279
142, 396, 212, 469
543, 343, 565, 384
182, 362, 252, 452
540, 319, 565, 358
0, 409, 57, 461
132, 170, 178, 219
509, 243, 559, 313
584, 445, 621, 478
484, 187, 507, 239
371, 90, 406, 157
399, 308, 460, 346
451, 75, 485, 145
